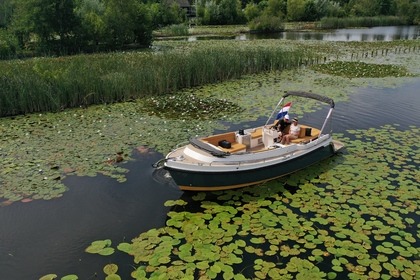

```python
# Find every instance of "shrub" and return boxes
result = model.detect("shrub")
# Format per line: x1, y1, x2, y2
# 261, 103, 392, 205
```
161, 24, 189, 37
0, 29, 18, 59
248, 14, 284, 33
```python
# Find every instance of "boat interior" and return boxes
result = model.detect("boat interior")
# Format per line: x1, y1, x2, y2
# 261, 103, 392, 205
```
200, 124, 321, 154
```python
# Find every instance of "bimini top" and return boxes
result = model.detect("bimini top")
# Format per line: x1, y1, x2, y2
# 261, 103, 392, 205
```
283, 91, 335, 108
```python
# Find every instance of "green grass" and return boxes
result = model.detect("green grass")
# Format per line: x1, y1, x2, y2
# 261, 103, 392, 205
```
0, 41, 317, 117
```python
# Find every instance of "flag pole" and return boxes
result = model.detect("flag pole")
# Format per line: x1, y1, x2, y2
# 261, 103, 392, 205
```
265, 97, 285, 126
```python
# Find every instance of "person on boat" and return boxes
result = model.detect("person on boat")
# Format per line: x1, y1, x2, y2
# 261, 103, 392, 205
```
273, 114, 291, 141
281, 118, 300, 145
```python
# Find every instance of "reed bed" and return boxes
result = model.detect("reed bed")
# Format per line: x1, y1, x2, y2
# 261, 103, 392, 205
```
319, 16, 408, 29
0, 41, 317, 117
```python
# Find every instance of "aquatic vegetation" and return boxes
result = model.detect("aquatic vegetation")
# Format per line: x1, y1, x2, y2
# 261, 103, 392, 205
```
62, 125, 418, 280
312, 61, 413, 78
85, 239, 115, 256
145, 93, 243, 120
1, 39, 419, 206
39, 274, 79, 280
103, 264, 120, 280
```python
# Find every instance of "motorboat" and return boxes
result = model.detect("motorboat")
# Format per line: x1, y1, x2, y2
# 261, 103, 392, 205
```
155, 91, 344, 191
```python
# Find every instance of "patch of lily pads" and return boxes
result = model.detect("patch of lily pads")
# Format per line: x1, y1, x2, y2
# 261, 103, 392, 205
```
311, 61, 413, 78
144, 93, 243, 119
40, 125, 419, 280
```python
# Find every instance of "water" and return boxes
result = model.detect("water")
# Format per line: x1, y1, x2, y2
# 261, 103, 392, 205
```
334, 81, 419, 131
1, 77, 418, 279
0, 151, 181, 279
188, 25, 419, 42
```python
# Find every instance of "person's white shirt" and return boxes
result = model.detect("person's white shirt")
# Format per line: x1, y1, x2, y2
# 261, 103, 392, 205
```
290, 124, 300, 136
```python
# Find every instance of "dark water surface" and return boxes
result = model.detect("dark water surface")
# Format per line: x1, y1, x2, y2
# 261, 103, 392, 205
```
188, 25, 419, 42
245, 25, 419, 41
0, 78, 419, 279
0, 152, 181, 279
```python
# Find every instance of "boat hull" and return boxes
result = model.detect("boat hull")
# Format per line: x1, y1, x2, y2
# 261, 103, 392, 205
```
165, 142, 337, 191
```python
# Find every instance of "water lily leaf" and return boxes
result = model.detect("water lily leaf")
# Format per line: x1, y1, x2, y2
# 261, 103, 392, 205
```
312, 249, 324, 256
331, 259, 341, 266
196, 261, 209, 270
105, 274, 121, 280
370, 263, 382, 272
377, 254, 388, 262
99, 247, 115, 256
223, 270, 235, 279
368, 271, 381, 279
117, 242, 132, 253
250, 237, 265, 244
39, 274, 57, 280
103, 264, 118, 275
61, 275, 78, 280
331, 266, 343, 272
131, 266, 146, 279
383, 262, 395, 272
210, 264, 222, 274
327, 272, 337, 279
85, 239, 113, 255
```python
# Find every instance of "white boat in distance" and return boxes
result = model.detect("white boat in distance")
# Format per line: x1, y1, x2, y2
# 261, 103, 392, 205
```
156, 91, 344, 191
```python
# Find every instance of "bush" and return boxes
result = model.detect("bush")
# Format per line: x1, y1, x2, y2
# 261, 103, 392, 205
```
0, 29, 18, 59
248, 14, 284, 33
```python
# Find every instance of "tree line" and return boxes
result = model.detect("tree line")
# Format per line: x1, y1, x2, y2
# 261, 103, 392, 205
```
0, 0, 419, 58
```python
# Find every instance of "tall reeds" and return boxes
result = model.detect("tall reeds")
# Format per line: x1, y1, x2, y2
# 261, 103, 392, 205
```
0, 41, 316, 117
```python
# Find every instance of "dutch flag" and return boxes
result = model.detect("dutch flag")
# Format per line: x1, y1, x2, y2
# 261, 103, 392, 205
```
276, 102, 292, 119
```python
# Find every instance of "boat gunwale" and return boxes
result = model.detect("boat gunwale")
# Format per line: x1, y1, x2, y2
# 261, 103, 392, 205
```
165, 134, 333, 171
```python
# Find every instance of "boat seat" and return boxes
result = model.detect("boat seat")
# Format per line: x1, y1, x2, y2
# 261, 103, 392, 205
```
251, 128, 262, 139
219, 143, 247, 153
201, 132, 246, 153
290, 125, 320, 143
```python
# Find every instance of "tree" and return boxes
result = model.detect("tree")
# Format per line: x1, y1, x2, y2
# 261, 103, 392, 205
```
378, 0, 395, 15
325, 1, 346, 17
102, 0, 152, 47
0, 28, 18, 58
395, 0, 420, 24
303, 0, 318, 21
266, 0, 287, 18
348, 0, 380, 16
0, 0, 14, 28
10, 0, 80, 54
74, 0, 106, 48
199, 0, 244, 25
133, 2, 153, 46
149, 0, 186, 28
219, 0, 243, 24
287, 0, 306, 21
244, 2, 261, 21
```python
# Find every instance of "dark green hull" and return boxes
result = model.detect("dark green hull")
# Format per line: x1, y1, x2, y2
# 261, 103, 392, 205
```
165, 143, 337, 191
